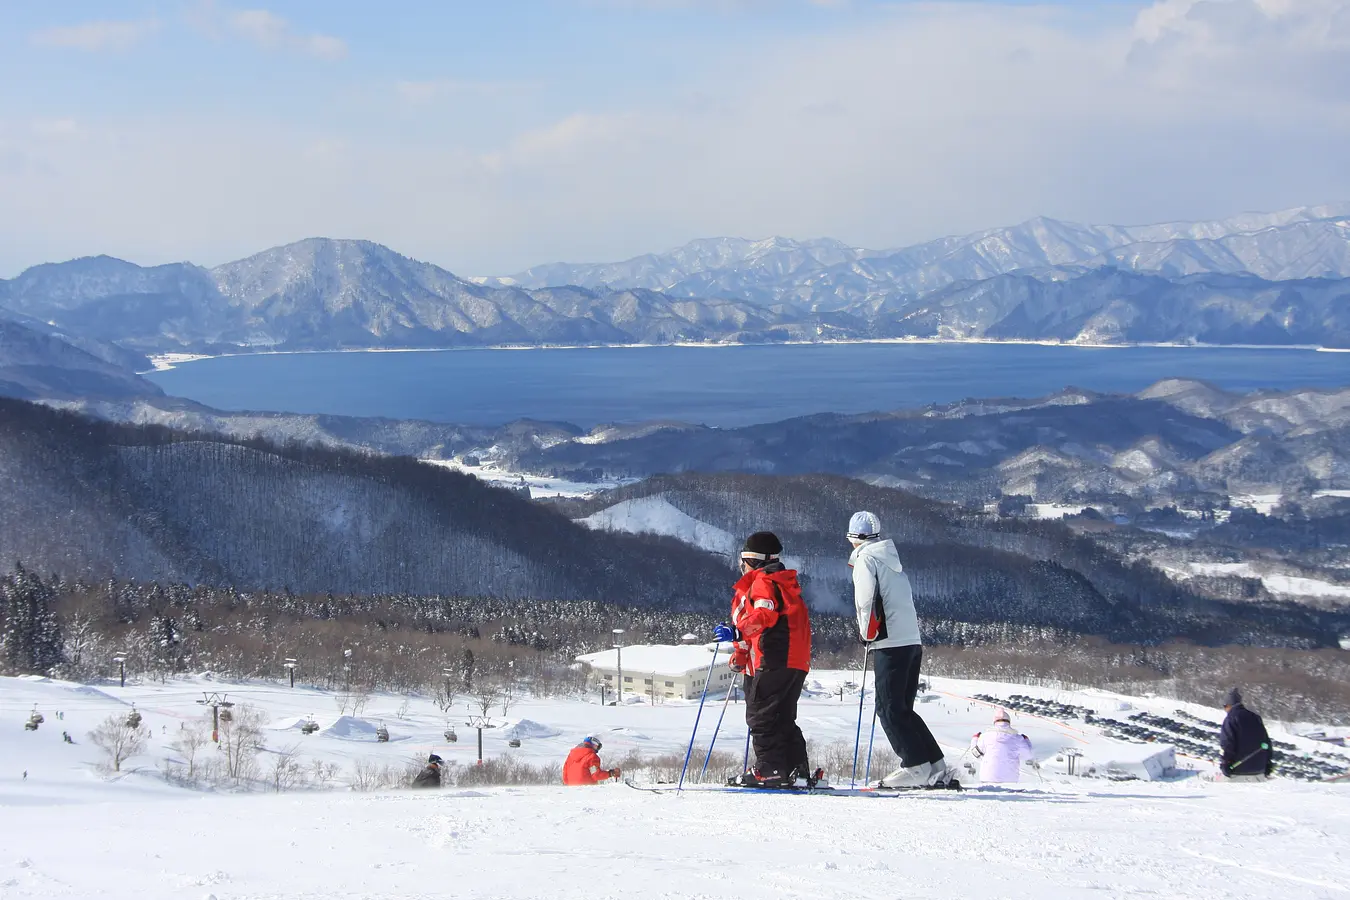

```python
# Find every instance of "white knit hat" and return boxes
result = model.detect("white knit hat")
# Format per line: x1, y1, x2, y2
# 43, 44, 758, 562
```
847, 511, 881, 540
993, 708, 1011, 724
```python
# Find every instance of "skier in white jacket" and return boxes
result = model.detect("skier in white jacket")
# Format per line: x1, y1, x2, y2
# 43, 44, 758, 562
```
970, 709, 1034, 783
848, 511, 950, 788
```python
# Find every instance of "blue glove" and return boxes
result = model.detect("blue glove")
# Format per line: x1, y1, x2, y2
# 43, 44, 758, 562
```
713, 623, 740, 643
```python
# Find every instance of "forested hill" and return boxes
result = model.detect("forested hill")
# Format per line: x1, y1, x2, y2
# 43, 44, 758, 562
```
558, 473, 1350, 649
3, 398, 1346, 648
0, 398, 729, 606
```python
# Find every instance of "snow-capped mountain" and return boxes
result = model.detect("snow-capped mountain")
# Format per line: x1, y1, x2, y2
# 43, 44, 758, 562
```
3, 203, 1350, 353
479, 236, 870, 304
497, 203, 1350, 306
0, 239, 785, 353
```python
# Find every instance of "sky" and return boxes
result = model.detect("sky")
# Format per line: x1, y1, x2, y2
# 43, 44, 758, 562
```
2, 0, 1350, 277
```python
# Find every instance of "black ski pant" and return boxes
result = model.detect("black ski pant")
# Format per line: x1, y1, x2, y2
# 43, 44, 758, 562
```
744, 667, 809, 777
872, 644, 943, 768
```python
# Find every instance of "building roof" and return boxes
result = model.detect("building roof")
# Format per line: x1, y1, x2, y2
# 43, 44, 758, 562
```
576, 644, 723, 678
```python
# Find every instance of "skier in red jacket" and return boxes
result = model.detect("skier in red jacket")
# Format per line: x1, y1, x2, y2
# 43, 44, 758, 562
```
562, 736, 620, 785
715, 531, 814, 788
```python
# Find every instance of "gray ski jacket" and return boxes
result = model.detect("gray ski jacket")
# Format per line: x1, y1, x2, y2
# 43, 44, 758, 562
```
848, 538, 921, 651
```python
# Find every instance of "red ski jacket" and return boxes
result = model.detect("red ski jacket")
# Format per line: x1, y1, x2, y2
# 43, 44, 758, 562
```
562, 744, 614, 785
731, 563, 811, 675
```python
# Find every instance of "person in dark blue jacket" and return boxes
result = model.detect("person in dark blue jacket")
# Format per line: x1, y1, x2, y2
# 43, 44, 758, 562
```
1219, 688, 1272, 780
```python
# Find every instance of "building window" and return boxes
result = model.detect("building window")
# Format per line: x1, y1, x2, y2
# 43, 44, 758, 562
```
604, 674, 613, 681
644, 678, 652, 685
624, 676, 632, 683
665, 680, 674, 687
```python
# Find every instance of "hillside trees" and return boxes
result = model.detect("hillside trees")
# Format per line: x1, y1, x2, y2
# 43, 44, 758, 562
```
0, 564, 63, 675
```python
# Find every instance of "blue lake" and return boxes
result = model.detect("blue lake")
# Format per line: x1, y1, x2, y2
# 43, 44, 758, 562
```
147, 343, 1350, 428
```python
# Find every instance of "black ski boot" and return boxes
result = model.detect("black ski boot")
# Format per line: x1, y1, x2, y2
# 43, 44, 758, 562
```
728, 768, 788, 789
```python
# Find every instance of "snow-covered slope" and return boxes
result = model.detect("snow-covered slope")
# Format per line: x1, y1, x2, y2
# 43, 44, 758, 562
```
0, 319, 163, 401
578, 496, 739, 556
2, 673, 1347, 899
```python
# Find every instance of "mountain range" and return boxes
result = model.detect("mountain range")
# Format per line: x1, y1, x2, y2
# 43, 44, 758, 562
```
3, 203, 1350, 353
487, 204, 1350, 303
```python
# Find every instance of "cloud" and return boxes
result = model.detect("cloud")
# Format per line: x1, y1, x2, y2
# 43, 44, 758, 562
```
189, 3, 347, 59
29, 18, 160, 51
229, 9, 288, 46
6, 1, 1350, 277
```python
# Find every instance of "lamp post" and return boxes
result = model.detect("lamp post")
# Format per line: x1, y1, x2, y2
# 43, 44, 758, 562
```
284, 658, 298, 688
112, 653, 127, 689
612, 629, 625, 703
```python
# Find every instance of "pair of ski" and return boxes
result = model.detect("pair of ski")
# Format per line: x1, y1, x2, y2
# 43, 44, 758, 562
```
626, 779, 963, 796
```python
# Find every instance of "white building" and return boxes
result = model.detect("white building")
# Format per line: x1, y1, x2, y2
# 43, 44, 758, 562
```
576, 644, 736, 702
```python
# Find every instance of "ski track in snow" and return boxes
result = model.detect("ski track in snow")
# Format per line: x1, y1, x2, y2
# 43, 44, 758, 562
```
2, 673, 1349, 899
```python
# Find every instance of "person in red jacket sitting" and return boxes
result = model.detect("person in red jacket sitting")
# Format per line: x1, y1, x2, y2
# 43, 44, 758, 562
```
562, 736, 620, 785
716, 530, 814, 789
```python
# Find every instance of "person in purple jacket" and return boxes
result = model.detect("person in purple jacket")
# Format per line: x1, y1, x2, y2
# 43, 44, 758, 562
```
969, 709, 1034, 783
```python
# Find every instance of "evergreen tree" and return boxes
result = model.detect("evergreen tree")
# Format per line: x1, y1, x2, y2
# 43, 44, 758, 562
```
0, 564, 64, 675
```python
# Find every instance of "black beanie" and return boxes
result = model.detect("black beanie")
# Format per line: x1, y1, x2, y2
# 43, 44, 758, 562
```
741, 531, 783, 562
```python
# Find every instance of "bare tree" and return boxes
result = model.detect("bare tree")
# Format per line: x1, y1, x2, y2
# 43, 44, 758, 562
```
334, 691, 352, 716
89, 715, 147, 773
350, 686, 372, 717
269, 743, 305, 792
433, 683, 457, 716
472, 684, 500, 724
395, 697, 411, 720
500, 682, 515, 718
217, 704, 266, 782
169, 721, 210, 780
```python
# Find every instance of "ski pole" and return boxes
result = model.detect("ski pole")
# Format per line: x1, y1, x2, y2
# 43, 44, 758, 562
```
678, 644, 721, 793
699, 673, 737, 784
1225, 742, 1271, 776
850, 644, 871, 789
743, 700, 751, 772
863, 703, 879, 785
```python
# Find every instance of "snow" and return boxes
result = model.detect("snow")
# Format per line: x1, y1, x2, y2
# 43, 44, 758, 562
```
1189, 562, 1260, 579
1029, 503, 1089, 520
1262, 574, 1350, 601
1231, 493, 1284, 515
578, 496, 738, 556
1183, 563, 1350, 601
3, 673, 1349, 899
500, 719, 562, 740
422, 458, 628, 499
320, 715, 389, 741
577, 643, 722, 678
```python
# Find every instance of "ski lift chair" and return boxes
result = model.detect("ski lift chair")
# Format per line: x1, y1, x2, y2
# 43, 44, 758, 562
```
376, 724, 390, 742
444, 728, 458, 743
508, 738, 521, 748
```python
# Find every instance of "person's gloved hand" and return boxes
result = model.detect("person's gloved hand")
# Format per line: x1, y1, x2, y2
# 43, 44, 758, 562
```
729, 646, 750, 674
609, 766, 622, 781
713, 623, 740, 643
